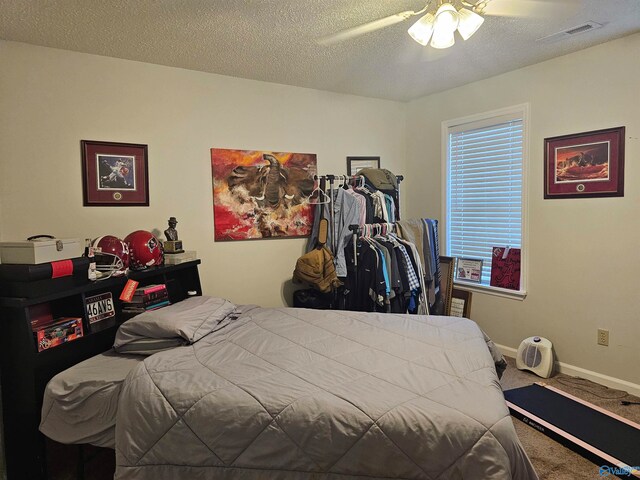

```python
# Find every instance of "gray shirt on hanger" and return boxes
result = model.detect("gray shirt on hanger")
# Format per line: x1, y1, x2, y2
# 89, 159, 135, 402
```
308, 188, 361, 278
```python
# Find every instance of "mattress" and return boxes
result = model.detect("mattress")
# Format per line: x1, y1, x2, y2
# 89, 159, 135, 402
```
40, 350, 144, 448
115, 303, 538, 479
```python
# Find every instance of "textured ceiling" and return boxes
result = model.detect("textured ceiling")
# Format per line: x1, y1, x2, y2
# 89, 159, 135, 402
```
1, 0, 639, 101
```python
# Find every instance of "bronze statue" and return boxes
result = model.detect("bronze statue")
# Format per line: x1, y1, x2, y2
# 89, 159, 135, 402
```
164, 217, 179, 241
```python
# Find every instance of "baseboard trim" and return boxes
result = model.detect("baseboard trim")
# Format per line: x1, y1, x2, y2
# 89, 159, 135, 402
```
495, 343, 640, 398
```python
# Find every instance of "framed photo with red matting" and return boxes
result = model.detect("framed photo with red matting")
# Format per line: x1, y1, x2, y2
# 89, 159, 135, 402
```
544, 127, 625, 199
81, 140, 149, 206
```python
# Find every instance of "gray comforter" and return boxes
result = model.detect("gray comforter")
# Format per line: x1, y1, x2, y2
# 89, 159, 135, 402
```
115, 299, 537, 479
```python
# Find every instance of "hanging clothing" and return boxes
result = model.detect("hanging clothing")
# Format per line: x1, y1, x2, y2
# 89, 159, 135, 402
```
370, 191, 388, 222
308, 188, 360, 277
344, 238, 386, 312
423, 219, 441, 291
343, 229, 428, 315
384, 194, 396, 223
396, 218, 441, 314
345, 187, 367, 226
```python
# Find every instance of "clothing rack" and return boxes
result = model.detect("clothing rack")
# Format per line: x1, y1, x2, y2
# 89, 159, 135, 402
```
313, 174, 403, 253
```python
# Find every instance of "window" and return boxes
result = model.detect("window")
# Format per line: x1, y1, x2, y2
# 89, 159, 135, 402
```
443, 104, 528, 297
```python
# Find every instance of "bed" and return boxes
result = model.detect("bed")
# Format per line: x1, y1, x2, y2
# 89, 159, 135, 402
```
41, 296, 538, 480
40, 350, 143, 448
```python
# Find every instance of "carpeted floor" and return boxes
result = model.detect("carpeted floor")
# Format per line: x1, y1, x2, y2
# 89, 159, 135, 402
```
45, 356, 640, 479
500, 356, 640, 479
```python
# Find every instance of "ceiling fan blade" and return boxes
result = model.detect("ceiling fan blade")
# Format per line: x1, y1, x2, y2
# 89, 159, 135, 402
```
318, 10, 415, 46
481, 0, 579, 18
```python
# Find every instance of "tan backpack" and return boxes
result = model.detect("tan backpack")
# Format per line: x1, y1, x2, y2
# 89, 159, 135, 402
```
293, 219, 342, 293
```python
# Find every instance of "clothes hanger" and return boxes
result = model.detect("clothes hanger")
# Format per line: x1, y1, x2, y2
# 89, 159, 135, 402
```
308, 179, 330, 204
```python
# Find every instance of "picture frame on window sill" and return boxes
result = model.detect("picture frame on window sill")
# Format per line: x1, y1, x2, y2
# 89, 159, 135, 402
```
450, 288, 472, 318
81, 140, 149, 206
455, 257, 483, 283
347, 156, 380, 176
544, 126, 625, 199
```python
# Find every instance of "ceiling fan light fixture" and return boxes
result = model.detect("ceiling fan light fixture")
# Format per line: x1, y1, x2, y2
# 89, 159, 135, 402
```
433, 3, 459, 33
408, 13, 435, 46
430, 27, 456, 49
457, 7, 485, 40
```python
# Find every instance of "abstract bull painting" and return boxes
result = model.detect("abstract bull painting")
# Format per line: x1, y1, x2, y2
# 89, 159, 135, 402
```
211, 149, 317, 241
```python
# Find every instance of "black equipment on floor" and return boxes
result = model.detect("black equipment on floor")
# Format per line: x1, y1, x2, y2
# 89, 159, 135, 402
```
504, 383, 640, 478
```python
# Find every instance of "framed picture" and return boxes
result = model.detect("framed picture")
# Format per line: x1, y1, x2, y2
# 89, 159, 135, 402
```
544, 126, 625, 199
81, 140, 149, 206
438, 256, 455, 315
455, 257, 483, 283
211, 148, 317, 241
450, 288, 472, 318
347, 156, 380, 176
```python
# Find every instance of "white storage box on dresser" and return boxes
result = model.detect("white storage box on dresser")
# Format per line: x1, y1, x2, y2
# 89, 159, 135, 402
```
0, 238, 82, 264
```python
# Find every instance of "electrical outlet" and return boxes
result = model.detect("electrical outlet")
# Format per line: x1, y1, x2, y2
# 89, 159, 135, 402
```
597, 328, 609, 346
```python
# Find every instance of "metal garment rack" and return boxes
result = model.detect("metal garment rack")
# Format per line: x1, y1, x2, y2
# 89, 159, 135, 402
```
310, 172, 403, 313
314, 174, 404, 254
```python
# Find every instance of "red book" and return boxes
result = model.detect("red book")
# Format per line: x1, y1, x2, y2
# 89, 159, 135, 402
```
141, 284, 166, 294
119, 279, 139, 302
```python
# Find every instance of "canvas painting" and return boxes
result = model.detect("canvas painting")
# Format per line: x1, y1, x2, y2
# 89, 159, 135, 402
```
211, 149, 317, 241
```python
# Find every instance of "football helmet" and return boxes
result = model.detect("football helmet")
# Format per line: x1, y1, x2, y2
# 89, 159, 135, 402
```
124, 230, 164, 270
91, 235, 129, 278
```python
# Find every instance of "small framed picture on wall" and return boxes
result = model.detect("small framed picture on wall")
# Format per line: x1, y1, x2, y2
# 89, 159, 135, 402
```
81, 140, 149, 206
544, 126, 625, 199
347, 156, 380, 176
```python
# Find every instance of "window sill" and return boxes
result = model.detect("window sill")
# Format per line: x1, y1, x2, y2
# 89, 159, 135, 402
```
453, 280, 527, 301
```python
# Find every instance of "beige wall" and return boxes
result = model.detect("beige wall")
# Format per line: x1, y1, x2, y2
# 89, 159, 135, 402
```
0, 41, 407, 308
1, 35, 639, 474
405, 33, 640, 386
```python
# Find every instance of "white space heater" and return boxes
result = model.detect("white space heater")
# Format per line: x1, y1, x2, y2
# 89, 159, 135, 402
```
516, 336, 554, 378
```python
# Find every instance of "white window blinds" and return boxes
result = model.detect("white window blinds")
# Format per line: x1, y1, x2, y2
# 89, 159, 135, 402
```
446, 113, 524, 287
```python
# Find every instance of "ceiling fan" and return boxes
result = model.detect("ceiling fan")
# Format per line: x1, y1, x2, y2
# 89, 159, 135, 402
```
317, 0, 559, 48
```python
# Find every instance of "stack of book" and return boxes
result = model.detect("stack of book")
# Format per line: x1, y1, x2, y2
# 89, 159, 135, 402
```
123, 284, 170, 314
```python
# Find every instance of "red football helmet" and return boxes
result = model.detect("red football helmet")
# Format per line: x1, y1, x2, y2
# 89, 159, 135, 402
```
124, 230, 164, 270
91, 235, 129, 277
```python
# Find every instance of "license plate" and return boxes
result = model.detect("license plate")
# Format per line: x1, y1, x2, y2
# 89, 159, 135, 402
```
85, 292, 115, 324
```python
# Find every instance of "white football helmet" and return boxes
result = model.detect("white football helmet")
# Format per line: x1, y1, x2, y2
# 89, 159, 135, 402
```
91, 235, 130, 278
